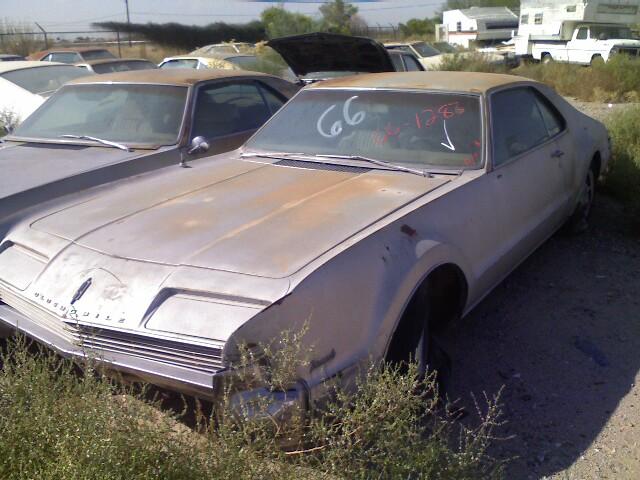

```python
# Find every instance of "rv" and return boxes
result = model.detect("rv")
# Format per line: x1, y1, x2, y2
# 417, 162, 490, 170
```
514, 0, 640, 64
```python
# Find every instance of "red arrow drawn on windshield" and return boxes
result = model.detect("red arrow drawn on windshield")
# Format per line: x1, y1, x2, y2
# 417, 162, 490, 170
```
441, 120, 456, 151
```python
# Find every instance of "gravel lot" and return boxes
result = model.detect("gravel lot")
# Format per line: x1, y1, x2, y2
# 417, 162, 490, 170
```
445, 101, 640, 479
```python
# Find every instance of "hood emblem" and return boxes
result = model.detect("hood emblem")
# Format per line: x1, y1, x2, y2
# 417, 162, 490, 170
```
70, 278, 92, 305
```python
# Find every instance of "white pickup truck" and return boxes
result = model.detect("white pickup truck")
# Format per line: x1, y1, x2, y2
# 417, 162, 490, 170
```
526, 23, 640, 64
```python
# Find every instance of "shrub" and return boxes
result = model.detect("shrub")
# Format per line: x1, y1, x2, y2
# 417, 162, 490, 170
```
0, 334, 505, 479
0, 19, 44, 56
515, 55, 640, 102
604, 106, 640, 215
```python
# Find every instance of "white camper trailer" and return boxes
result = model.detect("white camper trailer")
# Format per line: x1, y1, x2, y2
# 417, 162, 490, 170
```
515, 0, 640, 64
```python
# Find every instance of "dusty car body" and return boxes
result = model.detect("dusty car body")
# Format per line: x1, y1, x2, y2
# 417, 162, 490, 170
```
0, 68, 298, 233
0, 61, 91, 128
29, 47, 116, 63
385, 41, 506, 69
75, 58, 157, 74
0, 72, 609, 419
0, 54, 26, 62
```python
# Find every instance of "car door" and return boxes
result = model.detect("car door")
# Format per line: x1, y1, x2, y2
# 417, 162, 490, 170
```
188, 79, 287, 158
569, 27, 589, 64
485, 86, 570, 281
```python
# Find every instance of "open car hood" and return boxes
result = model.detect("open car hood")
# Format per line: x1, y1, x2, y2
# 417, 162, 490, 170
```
267, 32, 395, 78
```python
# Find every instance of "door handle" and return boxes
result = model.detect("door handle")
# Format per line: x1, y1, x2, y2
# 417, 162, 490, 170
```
551, 150, 565, 158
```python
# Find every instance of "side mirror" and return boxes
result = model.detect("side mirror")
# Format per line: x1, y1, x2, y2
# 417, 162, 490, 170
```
187, 136, 210, 155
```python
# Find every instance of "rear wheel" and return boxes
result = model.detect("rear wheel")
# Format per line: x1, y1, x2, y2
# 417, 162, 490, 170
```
590, 55, 604, 66
541, 53, 553, 64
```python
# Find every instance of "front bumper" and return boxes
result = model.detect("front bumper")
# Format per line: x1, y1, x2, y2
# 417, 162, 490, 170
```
0, 299, 220, 398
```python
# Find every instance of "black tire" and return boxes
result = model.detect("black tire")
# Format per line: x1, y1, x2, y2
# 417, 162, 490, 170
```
541, 53, 553, 64
386, 287, 452, 394
567, 164, 596, 234
590, 55, 604, 66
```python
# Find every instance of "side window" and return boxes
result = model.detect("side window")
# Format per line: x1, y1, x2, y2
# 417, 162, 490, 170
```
403, 54, 423, 71
456, 21, 462, 32
42, 54, 54, 62
51, 52, 81, 63
533, 90, 566, 137
258, 83, 286, 114
534, 13, 543, 25
491, 87, 550, 167
576, 27, 589, 40
521, 14, 529, 24
192, 82, 271, 140
390, 53, 405, 71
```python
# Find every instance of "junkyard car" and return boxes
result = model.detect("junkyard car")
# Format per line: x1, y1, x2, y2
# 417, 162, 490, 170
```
29, 47, 116, 63
385, 41, 506, 69
267, 32, 399, 84
0, 61, 91, 128
0, 68, 298, 231
75, 58, 157, 74
0, 72, 609, 419
0, 54, 26, 62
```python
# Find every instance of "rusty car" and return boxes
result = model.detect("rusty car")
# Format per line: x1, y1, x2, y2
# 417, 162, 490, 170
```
0, 68, 298, 234
75, 58, 157, 74
28, 47, 117, 64
0, 72, 609, 420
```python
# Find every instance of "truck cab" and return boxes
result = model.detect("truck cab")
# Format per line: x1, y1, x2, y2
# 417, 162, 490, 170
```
550, 24, 640, 64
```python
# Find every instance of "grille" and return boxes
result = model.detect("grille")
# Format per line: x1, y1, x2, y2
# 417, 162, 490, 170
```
275, 159, 371, 173
64, 322, 224, 374
0, 285, 224, 375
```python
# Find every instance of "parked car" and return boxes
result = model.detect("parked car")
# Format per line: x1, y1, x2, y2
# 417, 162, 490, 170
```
191, 42, 255, 56
159, 53, 288, 78
28, 47, 116, 64
0, 68, 298, 231
0, 54, 26, 61
267, 32, 412, 84
0, 61, 91, 128
76, 58, 157, 74
385, 41, 505, 68
0, 72, 609, 418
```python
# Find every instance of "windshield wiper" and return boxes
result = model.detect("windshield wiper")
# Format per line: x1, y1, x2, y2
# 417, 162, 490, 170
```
242, 151, 429, 177
60, 134, 131, 152
315, 154, 429, 177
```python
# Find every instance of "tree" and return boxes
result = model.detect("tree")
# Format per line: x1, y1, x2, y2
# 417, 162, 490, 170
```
444, 0, 520, 10
260, 6, 317, 39
399, 18, 436, 38
319, 0, 358, 35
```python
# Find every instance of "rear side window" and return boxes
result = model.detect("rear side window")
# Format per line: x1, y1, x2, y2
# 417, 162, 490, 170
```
491, 87, 550, 167
160, 59, 198, 69
390, 53, 405, 71
51, 52, 81, 64
534, 91, 565, 137
192, 81, 273, 139
403, 54, 423, 71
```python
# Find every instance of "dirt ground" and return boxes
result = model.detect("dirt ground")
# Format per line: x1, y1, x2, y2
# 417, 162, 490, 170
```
445, 100, 640, 479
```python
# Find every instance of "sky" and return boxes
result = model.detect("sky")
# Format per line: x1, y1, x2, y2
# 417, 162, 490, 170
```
2, 1, 442, 33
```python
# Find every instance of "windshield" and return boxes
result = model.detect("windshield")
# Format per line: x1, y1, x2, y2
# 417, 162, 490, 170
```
246, 89, 483, 170
13, 84, 188, 146
591, 25, 634, 40
0, 65, 91, 95
160, 58, 199, 69
412, 42, 441, 58
92, 60, 157, 74
433, 42, 457, 53
82, 50, 116, 61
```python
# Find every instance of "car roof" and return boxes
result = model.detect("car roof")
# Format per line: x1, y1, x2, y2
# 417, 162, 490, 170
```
80, 58, 153, 66
306, 71, 533, 93
0, 60, 66, 73
34, 47, 111, 55
66, 67, 275, 86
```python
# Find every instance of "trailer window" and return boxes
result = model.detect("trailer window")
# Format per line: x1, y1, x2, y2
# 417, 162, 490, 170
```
534, 13, 543, 25
520, 14, 529, 24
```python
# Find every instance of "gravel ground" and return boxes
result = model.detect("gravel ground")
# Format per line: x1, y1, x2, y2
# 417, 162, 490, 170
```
444, 100, 640, 479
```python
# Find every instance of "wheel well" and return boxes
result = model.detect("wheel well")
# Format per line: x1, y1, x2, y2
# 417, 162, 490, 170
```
385, 264, 468, 363
591, 151, 601, 179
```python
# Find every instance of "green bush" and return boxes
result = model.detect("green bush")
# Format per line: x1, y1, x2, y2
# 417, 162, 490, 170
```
604, 106, 640, 215
0, 336, 504, 479
515, 55, 640, 102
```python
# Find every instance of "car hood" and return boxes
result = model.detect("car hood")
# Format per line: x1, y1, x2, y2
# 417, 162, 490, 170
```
267, 32, 395, 77
0, 142, 143, 200
28, 156, 449, 279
